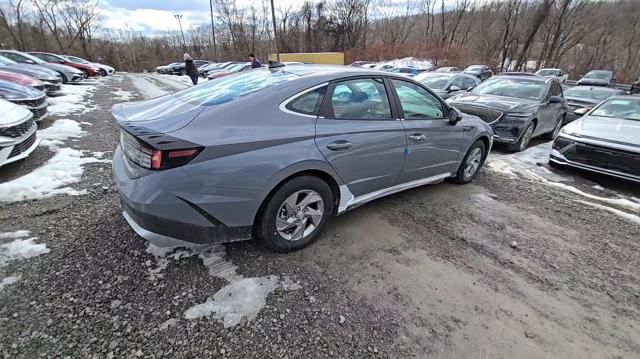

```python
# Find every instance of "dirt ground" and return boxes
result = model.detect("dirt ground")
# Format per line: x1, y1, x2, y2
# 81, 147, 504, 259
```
1, 74, 639, 359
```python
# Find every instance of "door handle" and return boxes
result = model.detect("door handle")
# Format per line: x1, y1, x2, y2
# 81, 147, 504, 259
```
326, 140, 353, 151
408, 133, 426, 141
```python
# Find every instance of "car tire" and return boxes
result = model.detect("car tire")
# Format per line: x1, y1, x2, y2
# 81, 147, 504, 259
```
256, 176, 334, 252
542, 115, 563, 141
59, 73, 68, 84
507, 122, 535, 152
99, 69, 107, 77
452, 140, 486, 184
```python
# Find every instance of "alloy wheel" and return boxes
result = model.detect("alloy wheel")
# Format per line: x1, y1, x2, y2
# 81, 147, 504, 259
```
276, 190, 324, 241
464, 147, 483, 178
519, 125, 534, 151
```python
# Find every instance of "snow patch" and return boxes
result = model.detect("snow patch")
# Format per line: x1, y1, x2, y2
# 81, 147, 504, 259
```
38, 119, 86, 150
0, 148, 108, 202
184, 276, 280, 327
155, 74, 192, 90
375, 57, 433, 70
48, 83, 97, 115
112, 88, 135, 101
129, 75, 170, 99
145, 243, 302, 327
577, 200, 640, 226
0, 234, 50, 267
0, 230, 31, 239
0, 276, 20, 291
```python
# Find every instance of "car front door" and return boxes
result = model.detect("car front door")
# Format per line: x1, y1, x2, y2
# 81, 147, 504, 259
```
315, 77, 407, 198
389, 78, 465, 184
541, 82, 564, 134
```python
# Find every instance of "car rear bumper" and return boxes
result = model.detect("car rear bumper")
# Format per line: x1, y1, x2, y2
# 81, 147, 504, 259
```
112, 145, 262, 246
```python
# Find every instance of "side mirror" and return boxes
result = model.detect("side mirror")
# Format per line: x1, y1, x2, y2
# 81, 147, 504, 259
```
573, 107, 589, 117
466, 85, 475, 92
549, 96, 563, 104
448, 107, 462, 125
26, 60, 34, 64
448, 85, 461, 93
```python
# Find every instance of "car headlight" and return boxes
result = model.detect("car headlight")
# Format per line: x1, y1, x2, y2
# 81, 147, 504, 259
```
0, 92, 24, 100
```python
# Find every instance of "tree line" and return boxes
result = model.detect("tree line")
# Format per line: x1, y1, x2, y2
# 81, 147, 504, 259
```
0, 0, 639, 82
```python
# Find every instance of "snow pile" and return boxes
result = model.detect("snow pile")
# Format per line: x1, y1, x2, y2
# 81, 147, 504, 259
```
376, 57, 433, 70
0, 147, 108, 202
38, 119, 86, 150
184, 276, 280, 327
48, 83, 98, 115
112, 88, 135, 101
129, 75, 170, 99
156, 74, 193, 89
0, 231, 49, 267
145, 243, 301, 327
578, 200, 640, 226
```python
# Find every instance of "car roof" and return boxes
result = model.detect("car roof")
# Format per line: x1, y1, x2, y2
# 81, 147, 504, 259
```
586, 69, 613, 74
491, 74, 550, 83
280, 64, 381, 76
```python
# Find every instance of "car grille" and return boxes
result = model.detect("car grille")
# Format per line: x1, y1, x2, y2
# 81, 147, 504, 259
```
0, 119, 36, 138
30, 105, 48, 121
12, 96, 46, 108
34, 84, 46, 92
9, 131, 37, 158
45, 83, 61, 92
452, 103, 503, 124
43, 78, 62, 85
564, 142, 640, 178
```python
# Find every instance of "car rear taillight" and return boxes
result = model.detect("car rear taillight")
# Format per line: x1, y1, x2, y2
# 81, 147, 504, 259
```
120, 130, 202, 170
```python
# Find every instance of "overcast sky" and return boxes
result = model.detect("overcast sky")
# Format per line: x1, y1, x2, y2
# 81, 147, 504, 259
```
100, 0, 308, 33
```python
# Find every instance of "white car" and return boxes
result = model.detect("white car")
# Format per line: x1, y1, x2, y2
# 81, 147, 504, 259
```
0, 99, 39, 167
535, 68, 569, 83
63, 55, 115, 76
373, 63, 396, 71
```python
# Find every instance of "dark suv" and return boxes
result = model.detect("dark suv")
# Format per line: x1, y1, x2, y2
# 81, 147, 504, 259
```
448, 75, 568, 152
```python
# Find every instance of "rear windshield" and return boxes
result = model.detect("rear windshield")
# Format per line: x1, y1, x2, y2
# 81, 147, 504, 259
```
564, 87, 616, 100
536, 69, 559, 76
173, 69, 298, 106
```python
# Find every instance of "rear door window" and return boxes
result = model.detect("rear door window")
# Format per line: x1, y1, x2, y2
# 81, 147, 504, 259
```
328, 78, 392, 120
285, 86, 327, 116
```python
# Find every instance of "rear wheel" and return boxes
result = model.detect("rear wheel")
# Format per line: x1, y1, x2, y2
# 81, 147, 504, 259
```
453, 140, 486, 184
256, 176, 334, 252
507, 122, 535, 152
99, 69, 107, 77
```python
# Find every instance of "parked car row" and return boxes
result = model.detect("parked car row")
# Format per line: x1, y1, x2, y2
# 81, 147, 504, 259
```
0, 49, 115, 168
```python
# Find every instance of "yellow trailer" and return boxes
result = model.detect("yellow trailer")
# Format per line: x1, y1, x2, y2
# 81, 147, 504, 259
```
268, 52, 345, 65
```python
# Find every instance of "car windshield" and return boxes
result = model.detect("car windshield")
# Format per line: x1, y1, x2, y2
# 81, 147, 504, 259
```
584, 71, 611, 80
414, 74, 450, 89
465, 66, 483, 71
0, 55, 15, 65
68, 56, 89, 64
174, 69, 298, 106
536, 69, 559, 76
563, 87, 615, 100
18, 52, 47, 64
472, 78, 546, 100
591, 98, 640, 121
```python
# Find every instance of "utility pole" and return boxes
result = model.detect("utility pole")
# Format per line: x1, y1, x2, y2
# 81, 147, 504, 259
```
209, 0, 218, 62
270, 0, 280, 62
174, 14, 187, 51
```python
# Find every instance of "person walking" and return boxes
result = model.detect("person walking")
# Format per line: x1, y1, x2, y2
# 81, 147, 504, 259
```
184, 53, 199, 85
248, 53, 262, 68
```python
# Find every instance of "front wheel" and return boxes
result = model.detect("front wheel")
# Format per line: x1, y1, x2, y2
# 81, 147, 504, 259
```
452, 140, 486, 184
256, 176, 334, 252
59, 73, 68, 84
507, 122, 535, 152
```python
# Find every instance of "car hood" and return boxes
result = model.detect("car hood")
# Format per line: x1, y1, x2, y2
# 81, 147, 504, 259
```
0, 70, 39, 86
3, 64, 59, 80
563, 115, 640, 147
112, 95, 206, 134
449, 93, 537, 112
564, 96, 600, 106
42, 63, 84, 74
0, 80, 44, 99
0, 98, 32, 126
577, 78, 609, 86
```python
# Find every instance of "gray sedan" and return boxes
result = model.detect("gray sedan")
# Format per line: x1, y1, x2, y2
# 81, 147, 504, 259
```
0, 50, 84, 83
112, 65, 493, 252
0, 55, 62, 95
413, 72, 480, 99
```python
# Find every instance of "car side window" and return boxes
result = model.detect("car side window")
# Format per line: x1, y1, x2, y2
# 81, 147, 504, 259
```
285, 86, 326, 116
2, 53, 19, 62
328, 78, 392, 120
391, 79, 444, 119
550, 83, 563, 97
451, 77, 466, 89
463, 77, 478, 90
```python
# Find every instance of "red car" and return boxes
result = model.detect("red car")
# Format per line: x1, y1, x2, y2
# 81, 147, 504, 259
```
0, 69, 46, 93
206, 63, 252, 80
28, 52, 99, 77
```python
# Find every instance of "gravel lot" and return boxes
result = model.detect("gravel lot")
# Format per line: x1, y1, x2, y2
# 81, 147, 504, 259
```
1, 74, 639, 359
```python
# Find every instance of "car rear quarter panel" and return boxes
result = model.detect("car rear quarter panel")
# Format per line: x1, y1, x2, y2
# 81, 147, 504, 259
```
179, 80, 344, 192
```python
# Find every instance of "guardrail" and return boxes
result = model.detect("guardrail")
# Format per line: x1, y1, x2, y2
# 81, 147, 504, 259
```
565, 80, 632, 91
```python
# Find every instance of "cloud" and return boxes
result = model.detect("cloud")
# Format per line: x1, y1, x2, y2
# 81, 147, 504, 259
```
100, 7, 210, 33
